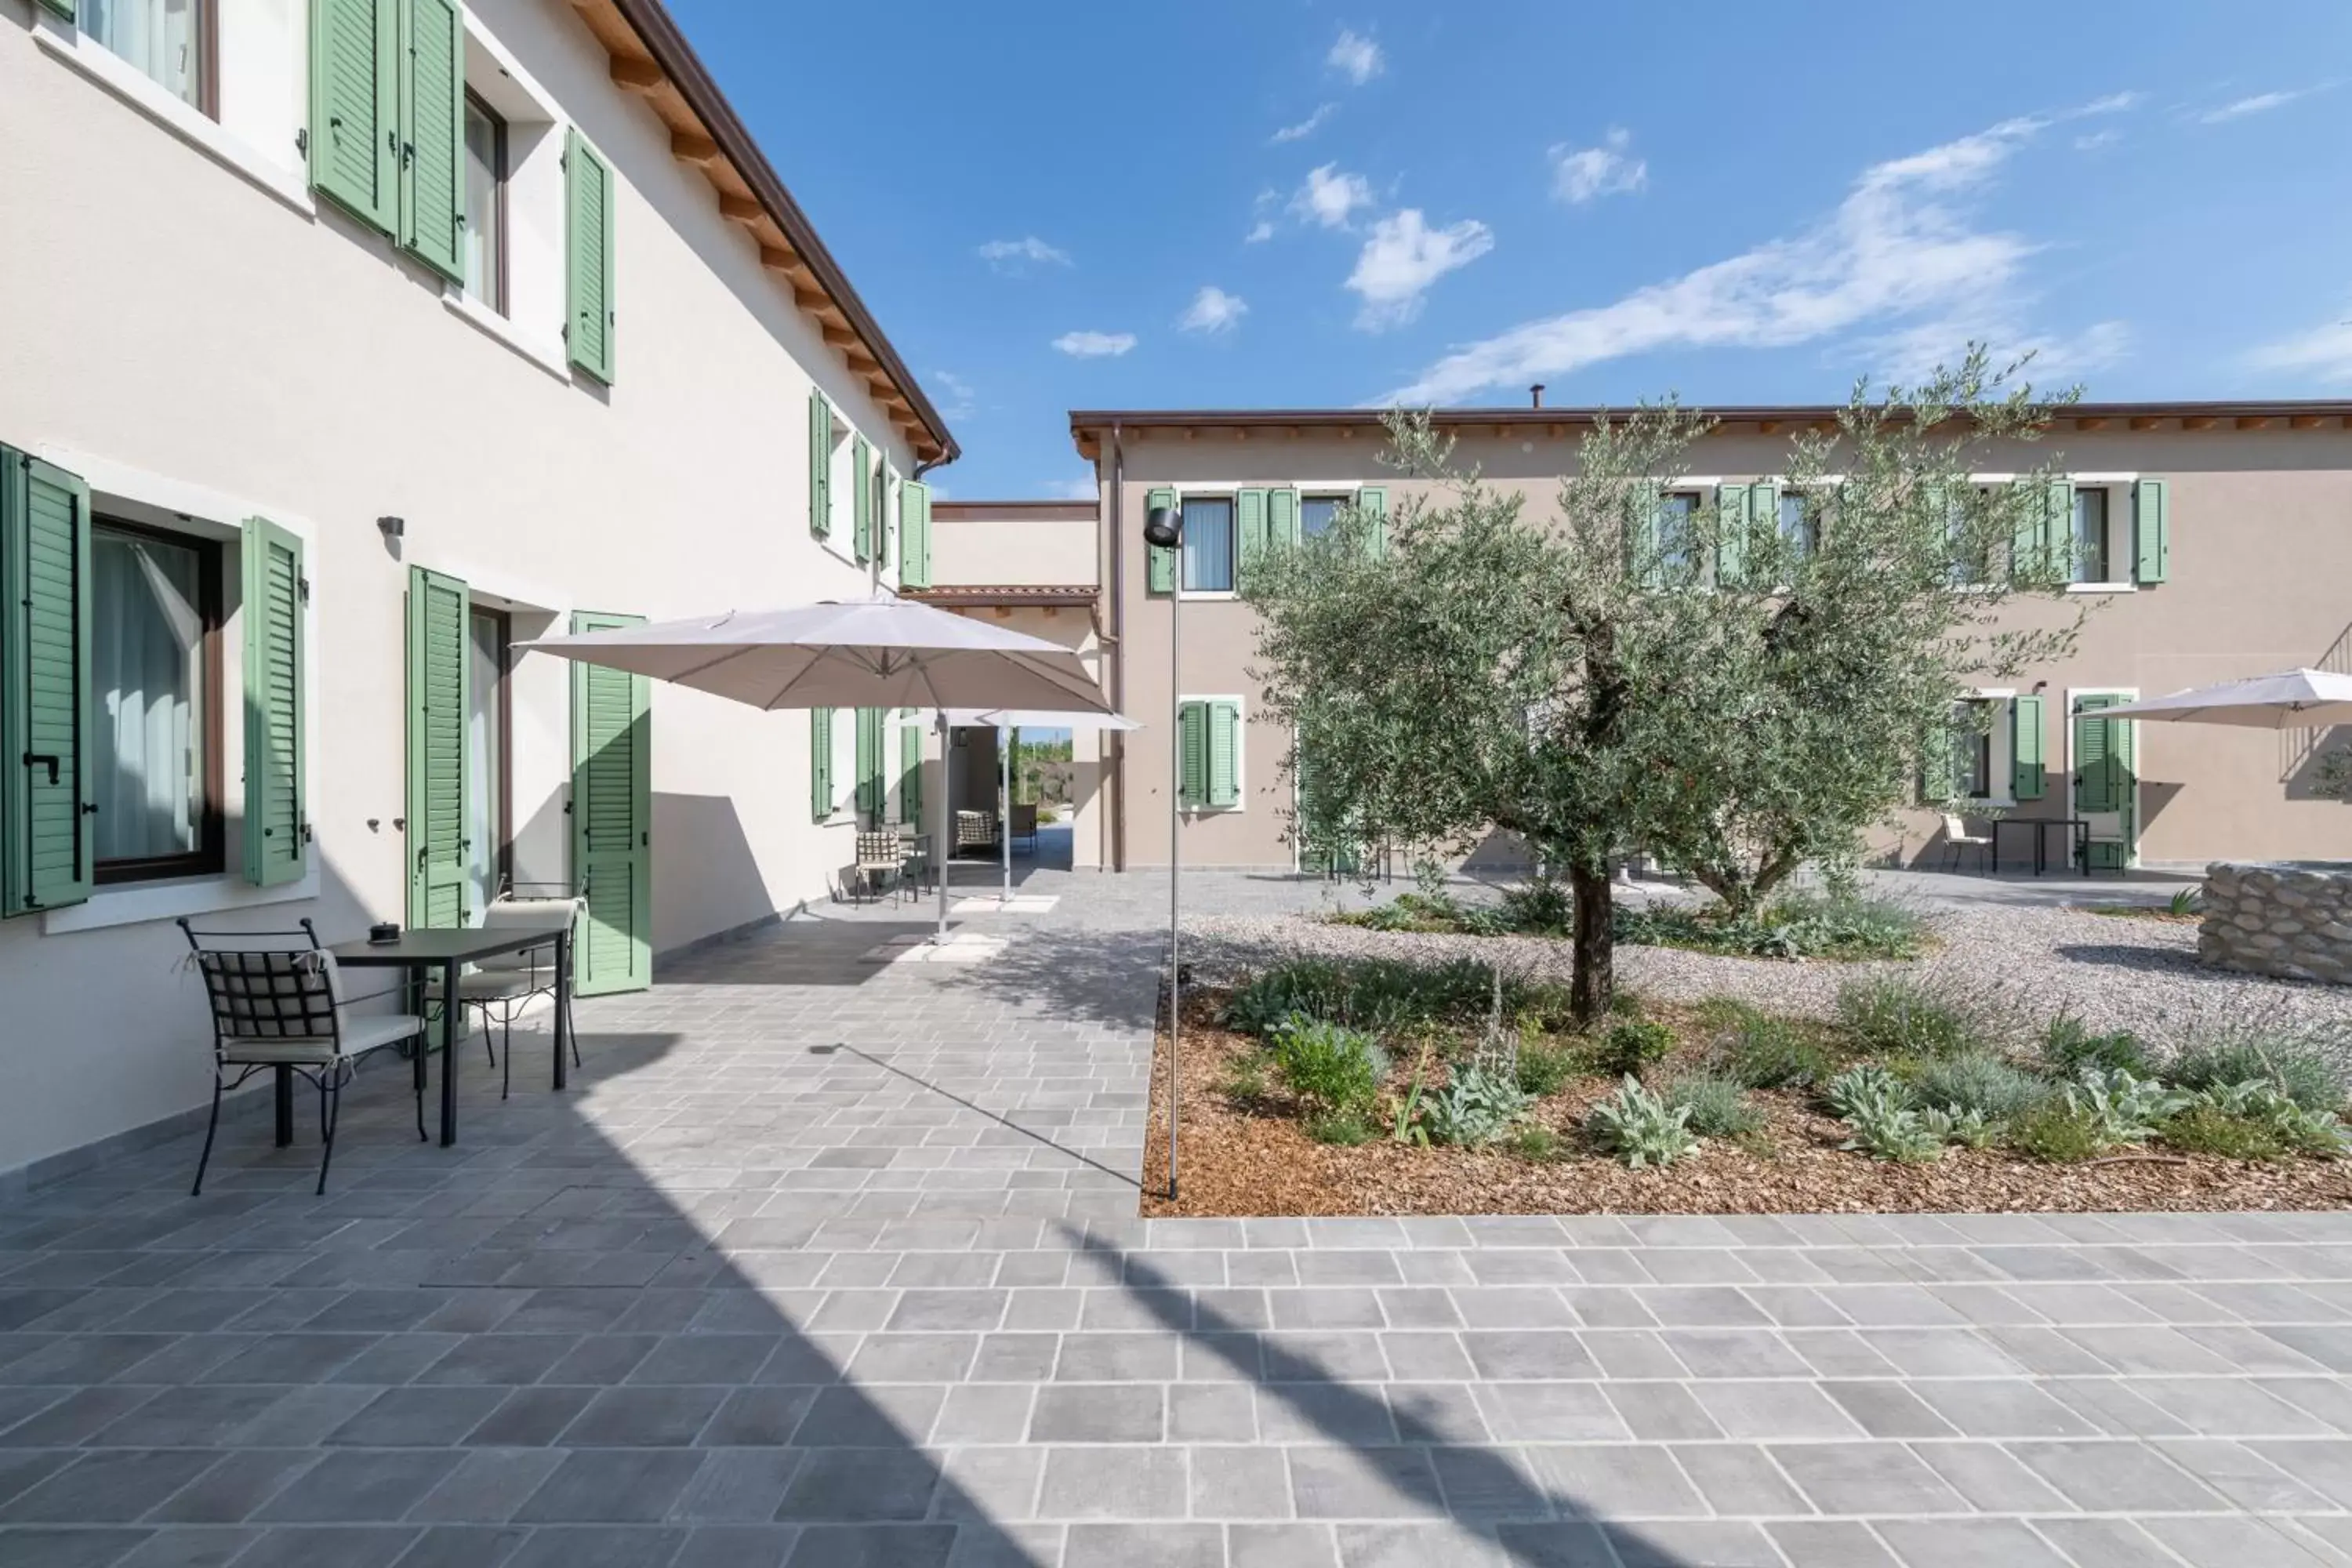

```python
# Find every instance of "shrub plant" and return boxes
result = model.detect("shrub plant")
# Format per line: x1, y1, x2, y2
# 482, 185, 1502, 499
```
1269, 1014, 1387, 1118
1585, 1076, 1700, 1168
1423, 1062, 1536, 1148
1597, 1018, 1676, 1079
1661, 1072, 1762, 1138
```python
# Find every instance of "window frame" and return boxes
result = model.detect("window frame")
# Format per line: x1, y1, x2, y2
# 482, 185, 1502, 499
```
1178, 493, 1239, 597
2071, 484, 2111, 586
461, 86, 510, 318
89, 514, 226, 887
79, 0, 219, 119
1657, 489, 1706, 585
1299, 492, 1352, 542
1953, 698, 1996, 803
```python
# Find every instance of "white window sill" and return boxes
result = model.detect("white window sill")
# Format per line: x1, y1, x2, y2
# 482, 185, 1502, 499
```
441, 291, 572, 383
33, 24, 314, 220
2066, 582, 2140, 595
1178, 590, 1240, 603
42, 864, 320, 936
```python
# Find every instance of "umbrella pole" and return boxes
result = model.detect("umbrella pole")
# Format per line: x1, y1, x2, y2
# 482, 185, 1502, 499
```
1002, 725, 1013, 905
935, 710, 950, 943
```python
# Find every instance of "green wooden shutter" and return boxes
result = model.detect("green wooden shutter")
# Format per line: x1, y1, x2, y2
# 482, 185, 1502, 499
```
1207, 701, 1241, 808
1236, 488, 1269, 571
1177, 700, 1206, 807
809, 707, 834, 820
2133, 477, 2170, 584
1359, 487, 1388, 558
1920, 708, 1955, 805
571, 610, 651, 994
855, 706, 883, 824
1, 450, 95, 917
808, 394, 832, 538
397, 0, 465, 281
1145, 487, 1176, 593
880, 464, 897, 571
898, 712, 923, 826
851, 437, 873, 564
564, 127, 616, 384
36, 0, 75, 20
2073, 695, 2136, 869
1748, 482, 1779, 580
1631, 493, 1664, 588
2010, 694, 2045, 802
309, 0, 401, 234
900, 481, 931, 587
1715, 484, 1748, 588
241, 518, 309, 887
405, 567, 470, 929
1268, 488, 1300, 551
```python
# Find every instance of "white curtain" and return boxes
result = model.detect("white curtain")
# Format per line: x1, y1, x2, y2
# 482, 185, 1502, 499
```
93, 532, 203, 863
1181, 498, 1235, 591
82, 0, 201, 107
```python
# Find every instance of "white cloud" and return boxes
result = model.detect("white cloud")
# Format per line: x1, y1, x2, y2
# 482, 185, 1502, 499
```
1178, 286, 1249, 336
1244, 220, 1276, 245
1327, 27, 1383, 85
1040, 477, 1101, 501
1550, 128, 1648, 205
1385, 107, 2110, 402
1347, 209, 1496, 331
1290, 163, 1375, 230
978, 236, 1072, 272
2199, 87, 2317, 123
2247, 310, 2352, 382
1272, 103, 1337, 143
2073, 128, 2122, 151
1053, 330, 1137, 358
930, 369, 976, 421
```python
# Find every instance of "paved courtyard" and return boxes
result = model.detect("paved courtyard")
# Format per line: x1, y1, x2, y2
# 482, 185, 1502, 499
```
6, 855, 2352, 1566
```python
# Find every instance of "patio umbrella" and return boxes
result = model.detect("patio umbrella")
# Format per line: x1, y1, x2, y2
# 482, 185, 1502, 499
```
2097, 669, 2352, 728
521, 593, 1114, 942
913, 709, 1143, 905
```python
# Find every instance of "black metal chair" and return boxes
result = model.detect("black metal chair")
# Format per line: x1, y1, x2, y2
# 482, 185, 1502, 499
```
445, 884, 585, 1100
178, 918, 427, 1196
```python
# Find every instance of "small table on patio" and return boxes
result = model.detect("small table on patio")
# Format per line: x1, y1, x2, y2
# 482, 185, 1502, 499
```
1991, 817, 2092, 877
328, 919, 575, 1149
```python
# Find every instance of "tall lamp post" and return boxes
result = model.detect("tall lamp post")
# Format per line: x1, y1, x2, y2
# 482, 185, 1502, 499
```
1142, 501, 1184, 1202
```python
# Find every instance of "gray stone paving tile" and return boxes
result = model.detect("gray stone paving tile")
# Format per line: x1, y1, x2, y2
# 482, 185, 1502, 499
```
1526, 1445, 1707, 1517
114, 1526, 263, 1568
2007, 1438, 2228, 1512
407, 1448, 568, 1523
1871, 1518, 2071, 1567
1187, 1446, 1291, 1520
2, 1450, 226, 1523
215, 1526, 421, 1568
1766, 1443, 1969, 1515
1028, 1385, 1162, 1443
1471, 1382, 1625, 1442
516, 1450, 708, 1523
1229, 1522, 1338, 1568
0, 1526, 155, 1568
2140, 1515, 2342, 1568
1819, 1381, 1960, 1439
1338, 1520, 1515, 1566
669, 1526, 797, 1568
1036, 1446, 1187, 1520
1288, 1446, 1444, 1520
1062, 1522, 1218, 1567
1690, 1381, 1867, 1440
499, 1526, 687, 1568
1763, 1520, 1899, 1566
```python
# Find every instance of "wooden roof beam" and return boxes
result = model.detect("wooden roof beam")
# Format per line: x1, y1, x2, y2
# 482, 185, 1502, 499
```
670, 131, 720, 165
2129, 416, 2165, 430
717, 194, 761, 225
609, 55, 662, 93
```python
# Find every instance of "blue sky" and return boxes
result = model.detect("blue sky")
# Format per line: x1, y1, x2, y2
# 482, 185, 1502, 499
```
670, 1, 2352, 499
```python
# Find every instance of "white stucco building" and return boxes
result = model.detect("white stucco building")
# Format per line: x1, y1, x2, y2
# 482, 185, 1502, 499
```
0, 0, 956, 1184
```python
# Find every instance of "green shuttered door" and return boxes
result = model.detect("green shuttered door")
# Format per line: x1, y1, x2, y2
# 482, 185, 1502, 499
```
243, 518, 309, 887
2, 450, 94, 917
810, 708, 834, 820
899, 481, 931, 587
398, 0, 466, 281
855, 707, 884, 826
310, 0, 401, 233
2073, 695, 2137, 871
572, 611, 652, 994
898, 713, 923, 825
564, 128, 616, 383
405, 567, 470, 928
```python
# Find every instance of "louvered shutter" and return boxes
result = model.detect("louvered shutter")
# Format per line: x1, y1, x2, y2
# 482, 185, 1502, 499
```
2010, 694, 2045, 802
1920, 708, 1955, 805
1269, 488, 1300, 551
1715, 484, 1748, 588
564, 127, 616, 383
1236, 488, 1269, 570
242, 518, 308, 887
900, 481, 931, 587
309, 0, 400, 233
1359, 487, 1388, 558
851, 437, 873, 564
35, 0, 74, 18
808, 394, 832, 537
1177, 700, 1207, 807
2133, 477, 2169, 584
898, 712, 923, 825
2, 450, 94, 917
855, 706, 883, 824
1146, 488, 1176, 593
397, 0, 465, 281
571, 611, 651, 994
1207, 702, 1241, 808
1747, 482, 1779, 582
810, 707, 834, 820
405, 567, 470, 929
880, 463, 897, 571
2074, 695, 2119, 812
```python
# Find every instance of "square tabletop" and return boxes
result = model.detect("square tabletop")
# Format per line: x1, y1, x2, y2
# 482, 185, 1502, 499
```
327, 920, 570, 967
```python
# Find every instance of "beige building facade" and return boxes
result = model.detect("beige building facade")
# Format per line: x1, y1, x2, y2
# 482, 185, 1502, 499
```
0, 0, 956, 1181
1051, 405, 2352, 877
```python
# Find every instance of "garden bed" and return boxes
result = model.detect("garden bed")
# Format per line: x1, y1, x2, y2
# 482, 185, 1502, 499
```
1137, 958, 2352, 1218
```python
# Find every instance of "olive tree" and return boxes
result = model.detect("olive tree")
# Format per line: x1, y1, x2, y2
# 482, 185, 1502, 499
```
1243, 350, 2086, 1022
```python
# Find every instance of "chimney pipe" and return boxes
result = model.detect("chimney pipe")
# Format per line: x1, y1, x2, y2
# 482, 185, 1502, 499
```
1530, 384, 1545, 408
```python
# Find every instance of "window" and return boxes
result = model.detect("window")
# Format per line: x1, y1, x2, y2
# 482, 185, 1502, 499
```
81, 0, 212, 113
461, 92, 507, 315
2071, 487, 2108, 584
1952, 699, 1994, 800
464, 608, 509, 920
1178, 698, 1243, 810
1301, 494, 1348, 540
1657, 492, 1702, 583
1777, 489, 1818, 558
1947, 488, 1994, 586
1181, 495, 1236, 592
91, 521, 221, 883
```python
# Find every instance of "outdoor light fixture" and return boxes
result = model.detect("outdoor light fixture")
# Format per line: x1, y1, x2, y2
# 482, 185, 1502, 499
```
1145, 502, 1185, 1202
376, 515, 405, 540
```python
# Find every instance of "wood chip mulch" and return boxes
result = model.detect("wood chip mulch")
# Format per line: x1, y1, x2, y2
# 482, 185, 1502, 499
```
1137, 1001, 2352, 1218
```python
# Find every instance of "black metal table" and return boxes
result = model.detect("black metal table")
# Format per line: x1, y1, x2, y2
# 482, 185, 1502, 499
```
328, 920, 575, 1147
1991, 817, 2092, 877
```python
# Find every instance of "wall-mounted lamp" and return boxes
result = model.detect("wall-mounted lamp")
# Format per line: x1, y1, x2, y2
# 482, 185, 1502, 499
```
376, 516, 406, 540
2031, 680, 2049, 694
1142, 502, 1185, 1202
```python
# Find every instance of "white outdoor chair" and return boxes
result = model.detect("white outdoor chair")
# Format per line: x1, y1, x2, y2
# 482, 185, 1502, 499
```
447, 891, 585, 1101
179, 917, 427, 1196
1939, 812, 1994, 874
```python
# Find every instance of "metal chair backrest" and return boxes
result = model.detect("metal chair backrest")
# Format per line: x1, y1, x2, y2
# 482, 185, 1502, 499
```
474, 895, 583, 974
856, 831, 902, 869
1940, 812, 1971, 841
178, 918, 339, 1047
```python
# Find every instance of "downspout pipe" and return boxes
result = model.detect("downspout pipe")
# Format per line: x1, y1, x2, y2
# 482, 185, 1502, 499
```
1107, 422, 1127, 873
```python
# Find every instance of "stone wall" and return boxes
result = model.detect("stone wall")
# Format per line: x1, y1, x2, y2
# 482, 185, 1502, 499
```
2199, 861, 2352, 984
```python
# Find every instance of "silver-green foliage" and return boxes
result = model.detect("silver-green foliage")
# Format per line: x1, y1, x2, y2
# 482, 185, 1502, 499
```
1902, 1052, 2051, 1122
1423, 1062, 1535, 1149
1921, 1105, 1998, 1149
1269, 1014, 1388, 1118
1586, 1076, 1701, 1169
2061, 1066, 2191, 1146
1824, 1063, 1911, 1122
2196, 1080, 2352, 1156
1840, 1102, 1944, 1163
1661, 1072, 1762, 1138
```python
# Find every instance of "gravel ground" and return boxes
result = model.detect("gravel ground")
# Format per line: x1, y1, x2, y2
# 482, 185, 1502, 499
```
1185, 902, 2352, 1052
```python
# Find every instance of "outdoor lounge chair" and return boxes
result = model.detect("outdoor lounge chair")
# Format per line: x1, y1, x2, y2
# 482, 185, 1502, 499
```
852, 831, 903, 903
1939, 812, 1994, 874
179, 917, 427, 1196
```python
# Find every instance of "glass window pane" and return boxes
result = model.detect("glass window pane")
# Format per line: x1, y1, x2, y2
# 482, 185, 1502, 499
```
1778, 490, 1817, 557
93, 529, 205, 864
2072, 488, 2107, 583
463, 99, 504, 313
1658, 493, 1700, 579
466, 612, 505, 921
1181, 497, 1235, 591
1301, 495, 1344, 539
82, 0, 202, 108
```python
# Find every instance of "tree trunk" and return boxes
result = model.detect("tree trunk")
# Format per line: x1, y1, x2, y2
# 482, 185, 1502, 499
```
1568, 857, 1614, 1025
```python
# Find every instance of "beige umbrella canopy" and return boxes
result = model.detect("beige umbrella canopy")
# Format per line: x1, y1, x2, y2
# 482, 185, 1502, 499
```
2098, 669, 2352, 728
